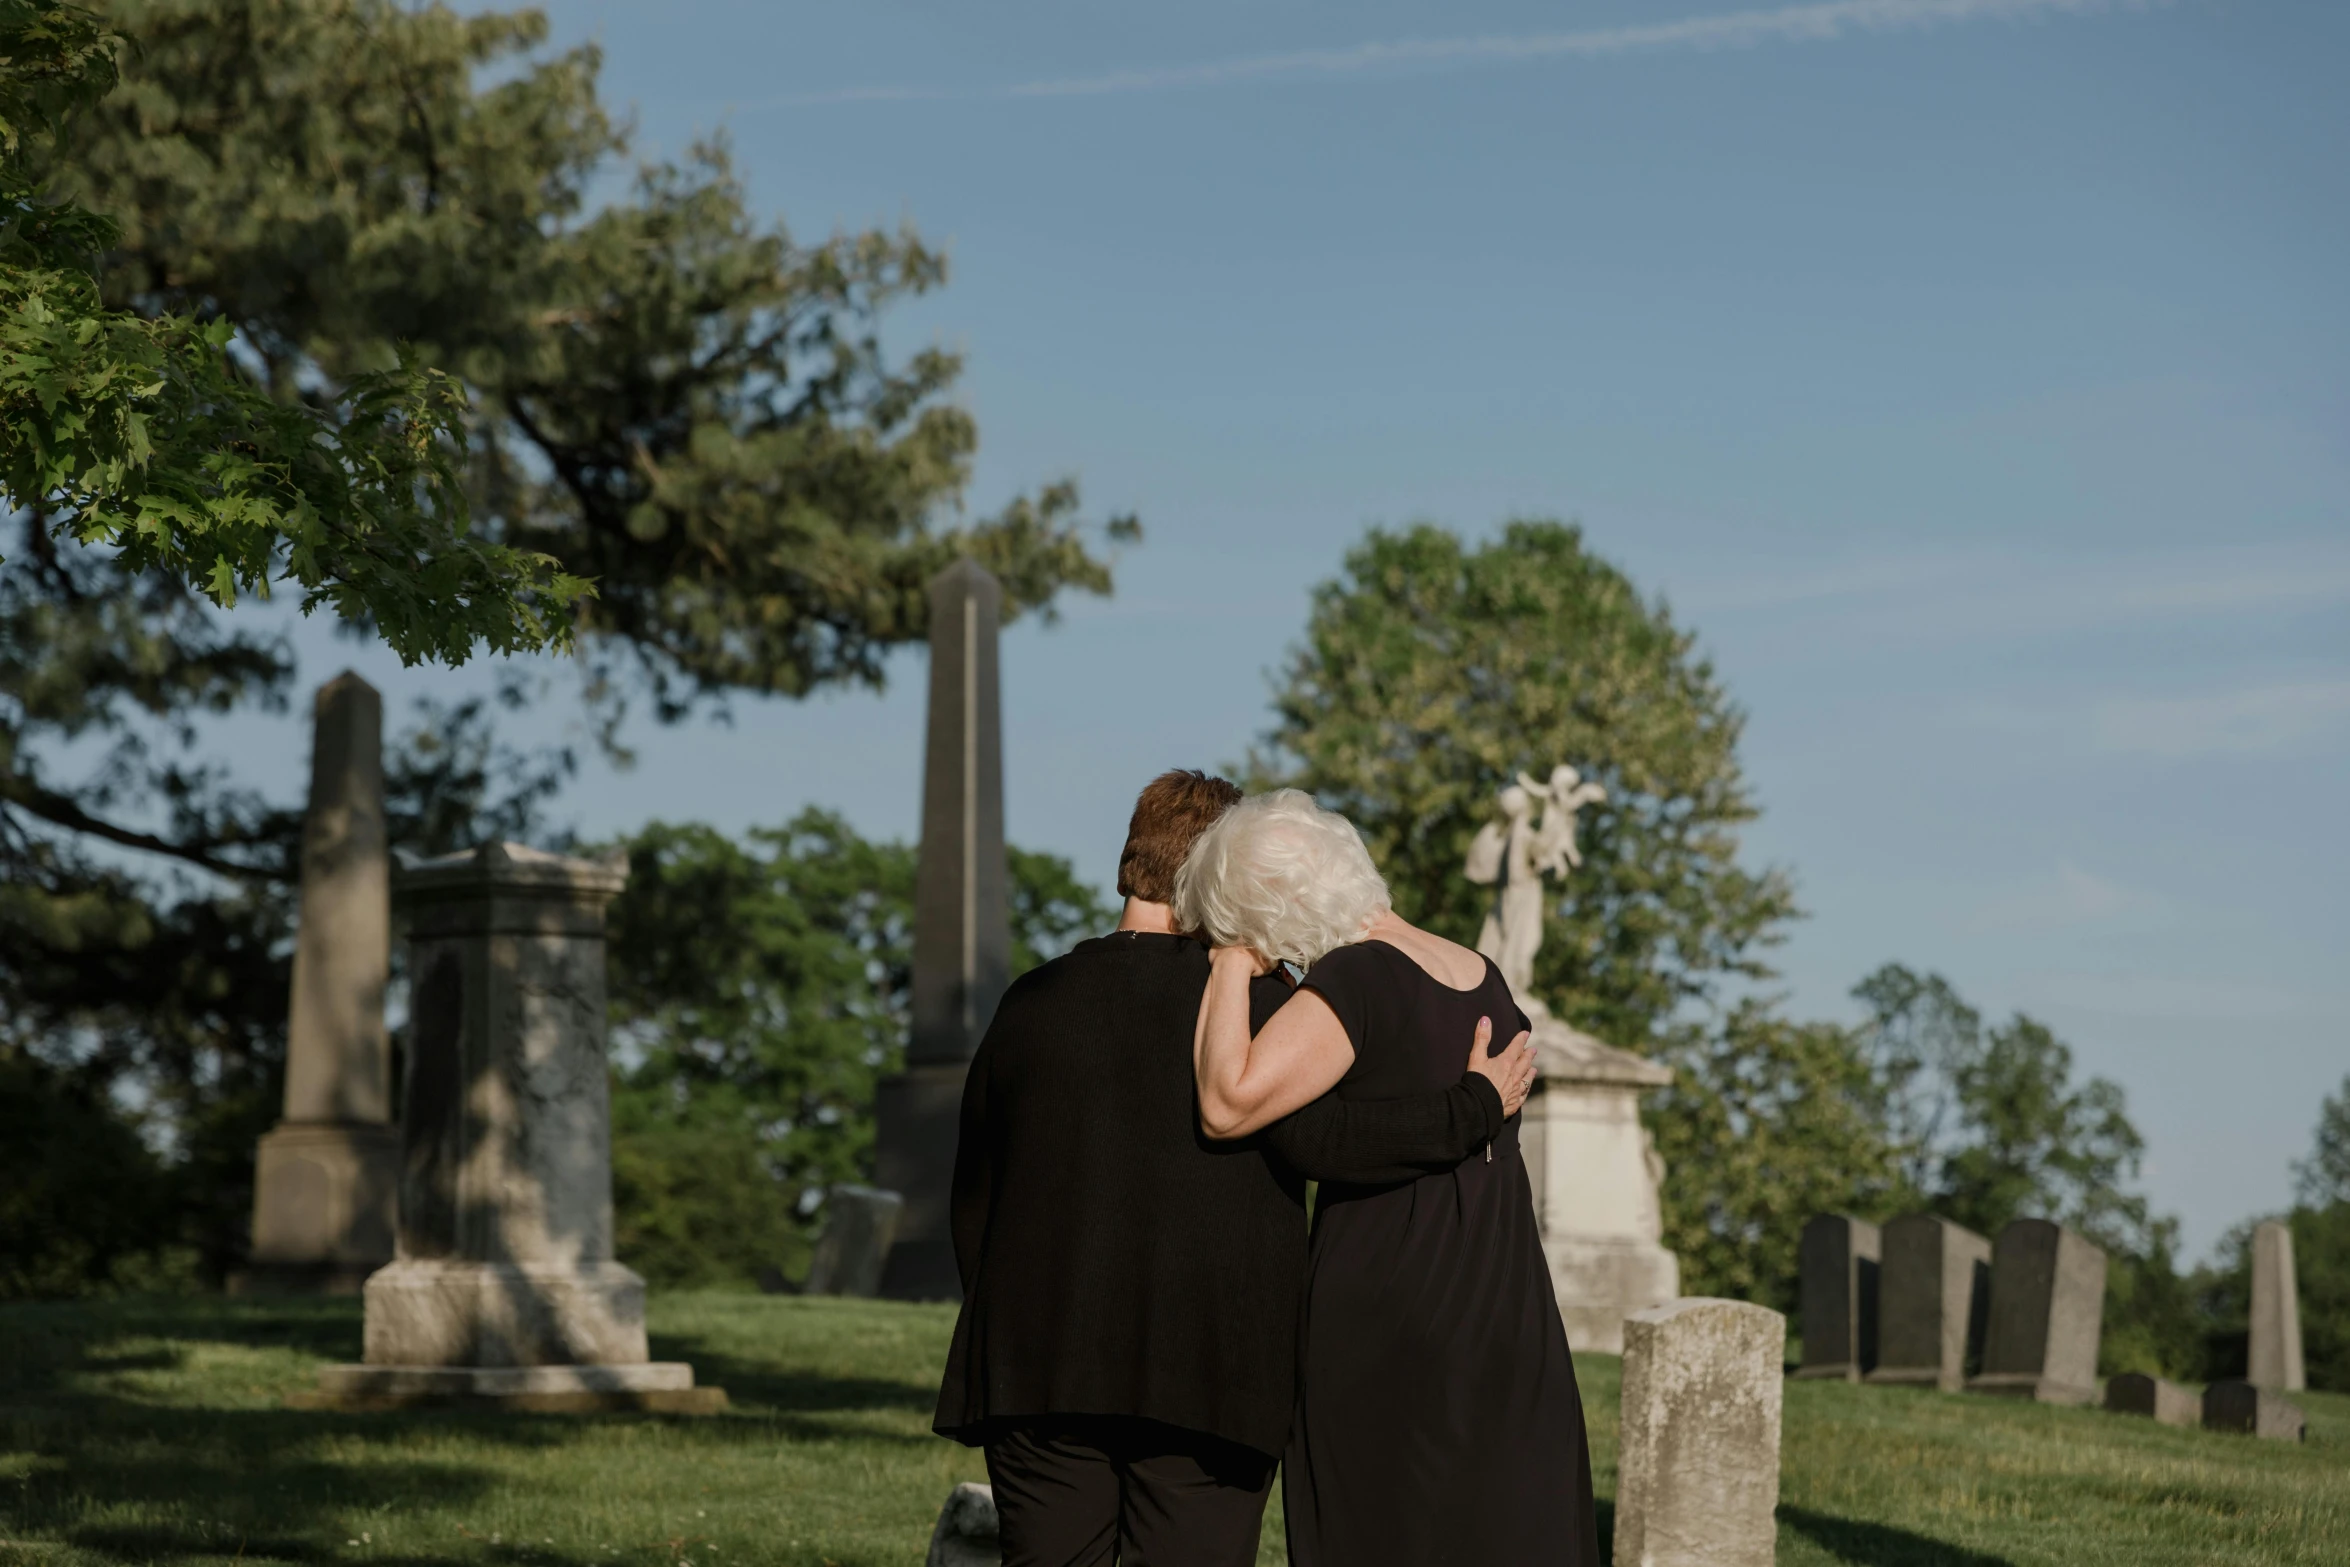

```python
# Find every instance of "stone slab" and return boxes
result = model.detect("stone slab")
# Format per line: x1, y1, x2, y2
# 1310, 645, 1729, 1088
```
363, 1259, 650, 1368
2202, 1379, 2306, 1441
1868, 1213, 1991, 1393
1615, 1297, 1784, 1567
1544, 1236, 1681, 1357
2105, 1372, 2199, 1426
804, 1185, 905, 1298
1795, 1214, 1881, 1381
926, 1482, 1001, 1567
1967, 1219, 2105, 1404
293, 1362, 722, 1414
282, 672, 393, 1126
2248, 1220, 2306, 1392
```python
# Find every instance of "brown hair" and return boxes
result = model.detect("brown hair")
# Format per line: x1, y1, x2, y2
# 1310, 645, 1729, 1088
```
1117, 770, 1243, 903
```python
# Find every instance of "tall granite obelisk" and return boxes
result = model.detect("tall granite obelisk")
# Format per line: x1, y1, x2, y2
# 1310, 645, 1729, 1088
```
241, 672, 400, 1291
877, 560, 1009, 1299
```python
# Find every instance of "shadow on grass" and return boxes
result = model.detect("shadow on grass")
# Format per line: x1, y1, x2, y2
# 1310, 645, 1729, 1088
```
1782, 1507, 2018, 1567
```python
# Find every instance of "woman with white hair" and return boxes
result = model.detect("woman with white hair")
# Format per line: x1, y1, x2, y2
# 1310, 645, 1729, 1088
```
1175, 789, 1598, 1567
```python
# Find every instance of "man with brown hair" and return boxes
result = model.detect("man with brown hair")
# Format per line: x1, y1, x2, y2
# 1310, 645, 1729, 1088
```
934, 770, 1536, 1567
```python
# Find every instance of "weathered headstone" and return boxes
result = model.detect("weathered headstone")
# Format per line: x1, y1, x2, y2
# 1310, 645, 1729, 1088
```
1615, 1298, 1784, 1567
2248, 1220, 2306, 1392
877, 560, 1009, 1301
2202, 1379, 2306, 1441
240, 673, 400, 1293
1795, 1214, 1881, 1381
1868, 1213, 1992, 1392
2105, 1372, 2199, 1427
1967, 1219, 2106, 1404
803, 1185, 906, 1297
925, 1482, 1001, 1567
298, 843, 720, 1412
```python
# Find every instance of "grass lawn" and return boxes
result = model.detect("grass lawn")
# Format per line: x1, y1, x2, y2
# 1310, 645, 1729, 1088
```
1, 1293, 2343, 1566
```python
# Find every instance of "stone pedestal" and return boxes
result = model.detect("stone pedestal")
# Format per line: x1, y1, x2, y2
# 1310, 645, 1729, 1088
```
1517, 1010, 1679, 1355
238, 674, 399, 1292
1795, 1214, 1880, 1381
1869, 1213, 1991, 1392
880, 561, 1010, 1301
2105, 1372, 2198, 1426
1615, 1298, 1784, 1567
1967, 1219, 2105, 1405
2202, 1379, 2305, 1441
2248, 1220, 2305, 1392
303, 842, 718, 1412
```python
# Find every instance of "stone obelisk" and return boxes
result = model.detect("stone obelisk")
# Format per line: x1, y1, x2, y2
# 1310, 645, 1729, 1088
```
877, 560, 1009, 1300
240, 672, 400, 1292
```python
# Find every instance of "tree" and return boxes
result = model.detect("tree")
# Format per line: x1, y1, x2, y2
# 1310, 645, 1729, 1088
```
55, 0, 1134, 716
2295, 1073, 2350, 1208
603, 812, 1111, 1287
0, 0, 586, 661
1253, 521, 1794, 1048
1649, 1003, 1903, 1312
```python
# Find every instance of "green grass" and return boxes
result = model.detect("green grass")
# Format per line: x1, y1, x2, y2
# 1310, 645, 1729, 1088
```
1, 1294, 2343, 1566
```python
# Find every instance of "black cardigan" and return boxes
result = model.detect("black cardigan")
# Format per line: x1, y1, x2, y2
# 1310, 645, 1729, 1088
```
932, 932, 1505, 1459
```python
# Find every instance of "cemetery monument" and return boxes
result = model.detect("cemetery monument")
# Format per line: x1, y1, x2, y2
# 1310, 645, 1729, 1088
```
1795, 1213, 1881, 1381
1615, 1297, 1786, 1567
1867, 1212, 1991, 1392
299, 842, 719, 1411
1465, 764, 1678, 1354
2105, 1371, 2199, 1427
2248, 1219, 2306, 1392
877, 560, 1010, 1299
1967, 1218, 2106, 1404
239, 672, 400, 1293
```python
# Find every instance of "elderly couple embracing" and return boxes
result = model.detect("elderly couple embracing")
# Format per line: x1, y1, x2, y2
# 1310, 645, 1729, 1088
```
933, 771, 1599, 1567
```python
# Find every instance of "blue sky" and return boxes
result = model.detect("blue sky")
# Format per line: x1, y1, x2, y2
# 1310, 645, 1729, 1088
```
233, 0, 2346, 1258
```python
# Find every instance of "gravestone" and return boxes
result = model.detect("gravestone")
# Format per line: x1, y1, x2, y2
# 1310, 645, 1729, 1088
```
1615, 1298, 1784, 1567
239, 674, 400, 1292
925, 1482, 1001, 1567
2202, 1379, 2306, 1441
297, 843, 720, 1411
1967, 1219, 2105, 1404
2248, 1220, 2306, 1392
2105, 1372, 2198, 1427
877, 560, 1009, 1300
1868, 1213, 1992, 1392
803, 1185, 906, 1297
1795, 1214, 1881, 1381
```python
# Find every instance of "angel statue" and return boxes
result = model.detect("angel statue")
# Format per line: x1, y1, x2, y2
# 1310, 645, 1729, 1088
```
1464, 764, 1608, 1009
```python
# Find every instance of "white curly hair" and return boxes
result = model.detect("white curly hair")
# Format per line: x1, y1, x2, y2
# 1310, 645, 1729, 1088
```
1172, 788, 1391, 968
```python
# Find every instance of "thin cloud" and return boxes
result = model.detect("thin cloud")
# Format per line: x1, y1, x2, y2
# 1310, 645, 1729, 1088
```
2092, 678, 2350, 758
1971, 860, 2151, 931
766, 0, 2155, 109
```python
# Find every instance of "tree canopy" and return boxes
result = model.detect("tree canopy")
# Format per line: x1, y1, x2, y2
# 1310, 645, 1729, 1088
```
0, 0, 585, 661
1254, 519, 1795, 1048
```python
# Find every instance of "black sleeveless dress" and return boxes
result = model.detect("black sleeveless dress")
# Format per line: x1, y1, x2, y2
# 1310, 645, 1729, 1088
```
1283, 941, 1599, 1567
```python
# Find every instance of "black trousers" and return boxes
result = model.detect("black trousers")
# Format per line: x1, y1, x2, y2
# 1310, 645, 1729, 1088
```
983, 1416, 1276, 1567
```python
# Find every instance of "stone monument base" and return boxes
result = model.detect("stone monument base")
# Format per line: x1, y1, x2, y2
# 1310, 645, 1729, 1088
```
1964, 1371, 2098, 1405
363, 1260, 651, 1367
292, 1362, 724, 1414
876, 1064, 970, 1301
231, 1122, 399, 1294
1546, 1236, 1681, 1356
